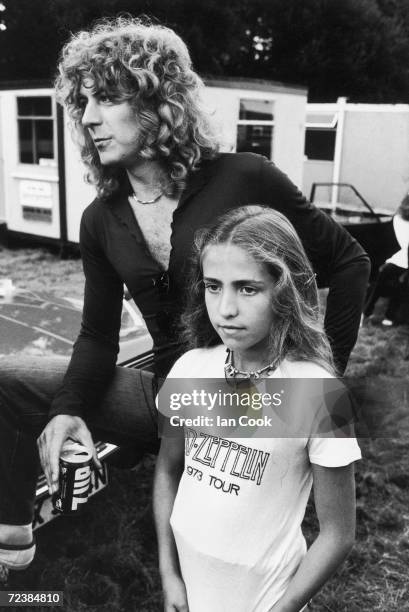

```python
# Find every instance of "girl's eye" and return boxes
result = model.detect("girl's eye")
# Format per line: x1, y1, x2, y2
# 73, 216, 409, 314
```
203, 282, 220, 294
240, 286, 258, 296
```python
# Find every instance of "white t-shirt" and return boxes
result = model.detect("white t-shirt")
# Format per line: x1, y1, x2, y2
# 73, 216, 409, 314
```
166, 345, 361, 612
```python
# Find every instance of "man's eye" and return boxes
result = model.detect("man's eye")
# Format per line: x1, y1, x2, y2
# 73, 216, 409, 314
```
203, 282, 220, 293
98, 92, 113, 104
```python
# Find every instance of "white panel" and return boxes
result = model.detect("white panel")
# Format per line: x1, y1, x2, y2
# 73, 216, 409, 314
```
201, 86, 239, 152
302, 160, 334, 203
340, 111, 409, 211
305, 101, 409, 212
64, 112, 97, 243
273, 93, 306, 188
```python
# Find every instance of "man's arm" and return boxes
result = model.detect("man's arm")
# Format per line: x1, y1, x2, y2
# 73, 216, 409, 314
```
259, 158, 371, 373
39, 202, 124, 492
49, 202, 124, 419
324, 258, 369, 372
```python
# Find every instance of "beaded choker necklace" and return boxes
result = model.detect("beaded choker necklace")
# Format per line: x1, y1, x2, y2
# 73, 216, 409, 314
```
224, 349, 279, 380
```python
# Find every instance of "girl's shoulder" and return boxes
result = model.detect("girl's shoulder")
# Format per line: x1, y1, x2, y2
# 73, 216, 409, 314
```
278, 358, 334, 379
167, 345, 226, 378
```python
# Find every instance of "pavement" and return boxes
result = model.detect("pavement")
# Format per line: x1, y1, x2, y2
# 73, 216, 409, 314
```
0, 287, 152, 362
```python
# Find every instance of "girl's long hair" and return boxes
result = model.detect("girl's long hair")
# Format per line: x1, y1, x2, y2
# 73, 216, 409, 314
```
55, 16, 219, 200
180, 206, 336, 374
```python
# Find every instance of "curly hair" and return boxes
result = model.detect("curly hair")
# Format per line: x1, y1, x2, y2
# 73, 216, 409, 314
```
55, 16, 219, 199
180, 206, 336, 374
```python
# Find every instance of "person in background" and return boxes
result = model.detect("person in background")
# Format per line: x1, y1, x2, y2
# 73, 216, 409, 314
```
0, 17, 369, 571
363, 194, 409, 325
154, 206, 360, 612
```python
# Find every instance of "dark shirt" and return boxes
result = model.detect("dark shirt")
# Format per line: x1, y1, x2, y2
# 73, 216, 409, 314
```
49, 153, 370, 419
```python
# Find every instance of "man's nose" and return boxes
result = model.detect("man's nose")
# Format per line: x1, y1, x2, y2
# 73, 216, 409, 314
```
81, 99, 102, 127
218, 289, 238, 318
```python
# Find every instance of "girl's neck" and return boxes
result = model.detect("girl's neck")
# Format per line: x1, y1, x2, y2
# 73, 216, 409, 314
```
231, 347, 274, 374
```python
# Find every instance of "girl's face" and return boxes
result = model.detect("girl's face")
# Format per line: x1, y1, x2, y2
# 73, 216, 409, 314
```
202, 244, 276, 358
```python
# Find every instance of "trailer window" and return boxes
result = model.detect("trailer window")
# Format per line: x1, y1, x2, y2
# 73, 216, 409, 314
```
17, 96, 55, 164
236, 99, 274, 159
304, 111, 337, 161
304, 128, 336, 161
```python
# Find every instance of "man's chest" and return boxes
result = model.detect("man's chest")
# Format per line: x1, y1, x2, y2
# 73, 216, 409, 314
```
129, 197, 179, 270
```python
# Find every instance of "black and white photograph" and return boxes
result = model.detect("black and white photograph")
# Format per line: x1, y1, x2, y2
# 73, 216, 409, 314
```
0, 1, 408, 611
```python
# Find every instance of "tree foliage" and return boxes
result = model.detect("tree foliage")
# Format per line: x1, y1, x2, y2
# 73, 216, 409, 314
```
1, 0, 409, 101
232, 0, 409, 102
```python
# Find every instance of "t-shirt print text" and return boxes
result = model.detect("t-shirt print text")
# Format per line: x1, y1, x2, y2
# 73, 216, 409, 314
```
185, 428, 271, 496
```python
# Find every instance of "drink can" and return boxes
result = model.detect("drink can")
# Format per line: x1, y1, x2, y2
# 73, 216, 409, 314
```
53, 441, 92, 514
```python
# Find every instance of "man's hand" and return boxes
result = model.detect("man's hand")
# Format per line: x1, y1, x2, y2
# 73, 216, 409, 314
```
162, 573, 189, 612
37, 415, 101, 495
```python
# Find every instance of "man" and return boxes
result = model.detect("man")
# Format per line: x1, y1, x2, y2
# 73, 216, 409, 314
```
0, 16, 370, 569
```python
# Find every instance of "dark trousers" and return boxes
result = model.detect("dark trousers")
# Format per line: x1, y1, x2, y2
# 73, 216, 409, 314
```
363, 263, 407, 321
0, 356, 158, 526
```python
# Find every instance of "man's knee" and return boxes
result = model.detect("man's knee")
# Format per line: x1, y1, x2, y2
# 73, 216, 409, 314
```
0, 356, 69, 421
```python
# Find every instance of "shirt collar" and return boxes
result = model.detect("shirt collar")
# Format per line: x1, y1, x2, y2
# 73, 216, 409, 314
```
105, 154, 219, 232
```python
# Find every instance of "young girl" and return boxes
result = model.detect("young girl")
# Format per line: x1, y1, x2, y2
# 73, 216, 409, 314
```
154, 206, 361, 612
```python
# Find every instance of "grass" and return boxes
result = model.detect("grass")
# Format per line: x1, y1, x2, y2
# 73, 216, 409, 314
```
1, 245, 409, 611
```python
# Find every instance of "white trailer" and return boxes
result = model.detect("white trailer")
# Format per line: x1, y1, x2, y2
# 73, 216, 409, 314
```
0, 78, 307, 250
303, 97, 409, 212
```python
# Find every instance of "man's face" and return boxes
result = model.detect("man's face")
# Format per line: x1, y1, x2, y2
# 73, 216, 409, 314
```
79, 78, 145, 169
